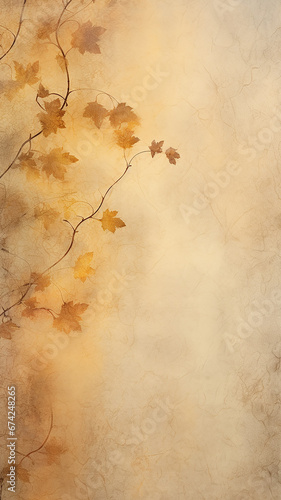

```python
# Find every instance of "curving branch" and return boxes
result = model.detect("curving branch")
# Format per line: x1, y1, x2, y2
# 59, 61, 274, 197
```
0, 0, 27, 61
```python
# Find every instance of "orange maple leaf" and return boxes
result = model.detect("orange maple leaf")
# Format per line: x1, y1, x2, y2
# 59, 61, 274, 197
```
149, 140, 164, 158
34, 203, 60, 230
83, 101, 109, 128
37, 83, 49, 98
5, 61, 39, 99
22, 297, 39, 318
37, 17, 57, 40
71, 21, 106, 54
165, 147, 180, 165
31, 272, 51, 292
53, 301, 88, 334
115, 127, 140, 149
100, 209, 126, 233
17, 151, 40, 180
37, 99, 66, 137
0, 321, 18, 340
74, 252, 95, 282
109, 103, 139, 128
38, 148, 78, 180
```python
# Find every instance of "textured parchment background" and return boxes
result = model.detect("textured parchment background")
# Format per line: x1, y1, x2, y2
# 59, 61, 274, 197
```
0, 0, 280, 499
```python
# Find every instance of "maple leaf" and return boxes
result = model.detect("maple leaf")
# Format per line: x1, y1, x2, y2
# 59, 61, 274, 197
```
83, 101, 109, 128
115, 127, 140, 149
109, 103, 139, 128
37, 17, 57, 40
44, 437, 67, 465
71, 21, 106, 54
53, 301, 88, 334
149, 140, 164, 158
37, 98, 66, 137
165, 147, 180, 165
37, 83, 49, 98
22, 297, 39, 318
17, 151, 40, 180
100, 209, 126, 233
74, 252, 95, 282
38, 148, 78, 180
31, 272, 51, 292
0, 322, 18, 340
34, 204, 60, 230
14, 60, 39, 87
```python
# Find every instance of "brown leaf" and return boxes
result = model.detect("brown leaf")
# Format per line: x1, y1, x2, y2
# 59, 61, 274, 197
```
34, 203, 60, 230
37, 83, 49, 98
53, 301, 88, 334
0, 322, 18, 340
71, 21, 106, 54
109, 103, 139, 128
83, 101, 109, 128
100, 209, 126, 233
165, 147, 180, 165
31, 272, 51, 292
17, 465, 30, 483
37, 98, 66, 137
37, 17, 57, 40
17, 151, 40, 180
44, 437, 67, 465
38, 148, 78, 180
74, 252, 95, 282
14, 60, 39, 87
22, 297, 39, 318
149, 140, 164, 158
115, 127, 140, 149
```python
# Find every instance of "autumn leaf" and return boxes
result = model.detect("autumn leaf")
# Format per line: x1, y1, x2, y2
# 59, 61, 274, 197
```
71, 21, 106, 54
31, 272, 51, 292
34, 204, 60, 230
22, 297, 39, 318
149, 140, 164, 158
53, 301, 88, 334
44, 437, 67, 465
37, 98, 66, 137
83, 101, 109, 128
16, 151, 40, 180
115, 127, 140, 149
74, 252, 95, 282
165, 147, 180, 165
109, 103, 139, 128
14, 60, 39, 87
56, 53, 68, 72
37, 17, 57, 40
38, 148, 78, 180
0, 322, 18, 340
37, 83, 49, 98
100, 209, 126, 233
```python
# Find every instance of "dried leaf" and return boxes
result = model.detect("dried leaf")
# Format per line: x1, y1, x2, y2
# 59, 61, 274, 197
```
14, 60, 39, 87
37, 98, 66, 137
149, 140, 164, 158
44, 437, 67, 465
17, 151, 40, 180
74, 252, 95, 282
71, 21, 106, 54
22, 297, 39, 318
34, 203, 60, 230
38, 148, 78, 180
31, 272, 51, 292
53, 301, 88, 334
83, 101, 109, 128
165, 147, 180, 165
0, 322, 18, 340
115, 127, 140, 149
37, 83, 49, 98
109, 103, 139, 128
37, 18, 57, 40
100, 209, 126, 233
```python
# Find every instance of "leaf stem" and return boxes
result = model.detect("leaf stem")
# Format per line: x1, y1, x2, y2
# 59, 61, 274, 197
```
0, 0, 27, 61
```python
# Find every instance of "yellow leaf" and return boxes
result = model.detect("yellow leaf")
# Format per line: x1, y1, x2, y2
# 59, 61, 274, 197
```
100, 209, 126, 233
34, 203, 60, 230
38, 148, 78, 180
37, 99, 66, 137
16, 151, 40, 180
115, 127, 140, 149
53, 301, 88, 334
74, 252, 95, 282
14, 60, 40, 87
109, 103, 139, 128
31, 272, 51, 292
